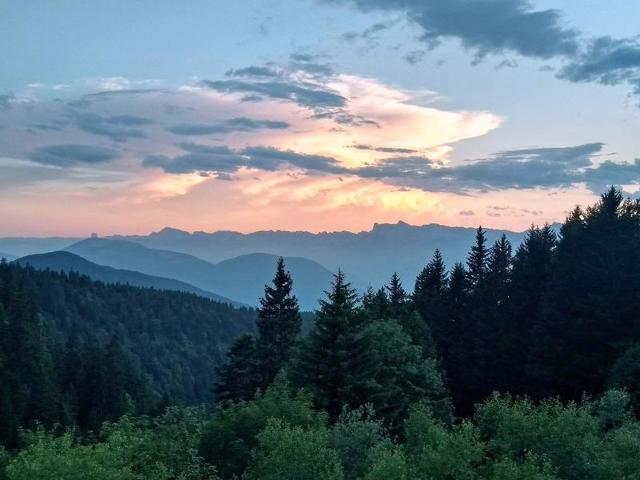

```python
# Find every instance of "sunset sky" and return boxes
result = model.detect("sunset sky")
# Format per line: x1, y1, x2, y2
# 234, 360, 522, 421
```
1, 0, 640, 236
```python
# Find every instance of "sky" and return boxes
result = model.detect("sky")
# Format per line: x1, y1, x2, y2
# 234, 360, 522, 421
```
1, 0, 640, 236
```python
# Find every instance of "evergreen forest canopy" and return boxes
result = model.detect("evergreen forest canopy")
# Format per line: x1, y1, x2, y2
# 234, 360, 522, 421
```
2, 187, 640, 479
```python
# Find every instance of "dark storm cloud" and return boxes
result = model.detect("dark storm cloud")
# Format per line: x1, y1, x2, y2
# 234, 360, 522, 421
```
73, 113, 154, 141
29, 144, 120, 166
199, 79, 346, 109
333, 0, 579, 60
167, 117, 290, 136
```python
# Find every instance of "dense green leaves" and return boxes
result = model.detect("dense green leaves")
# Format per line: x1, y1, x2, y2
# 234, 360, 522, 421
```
200, 374, 324, 479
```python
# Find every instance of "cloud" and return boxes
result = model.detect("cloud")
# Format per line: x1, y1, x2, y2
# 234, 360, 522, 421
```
73, 113, 154, 141
584, 158, 640, 193
404, 50, 427, 64
199, 79, 346, 109
349, 143, 637, 193
0, 93, 16, 110
85, 88, 164, 98
143, 144, 347, 176
142, 141, 638, 196
226, 66, 280, 78
289, 53, 334, 76
358, 142, 640, 195
241, 146, 347, 173
333, 0, 579, 60
167, 117, 290, 136
334, 0, 640, 100
558, 36, 640, 95
142, 149, 244, 175
29, 144, 120, 166
352, 143, 420, 154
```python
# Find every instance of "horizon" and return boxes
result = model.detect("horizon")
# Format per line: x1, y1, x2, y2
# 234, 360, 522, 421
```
2, 1, 640, 236
0, 218, 561, 240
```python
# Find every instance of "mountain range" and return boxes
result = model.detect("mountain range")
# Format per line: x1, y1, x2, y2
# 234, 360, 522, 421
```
15, 250, 240, 306
1, 222, 553, 307
113, 222, 536, 288
63, 238, 335, 310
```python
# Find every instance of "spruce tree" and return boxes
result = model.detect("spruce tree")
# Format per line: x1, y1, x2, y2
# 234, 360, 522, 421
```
255, 258, 302, 388
467, 226, 488, 289
214, 334, 261, 403
385, 273, 408, 319
504, 225, 556, 394
413, 250, 449, 353
362, 286, 389, 320
442, 262, 474, 414
471, 234, 512, 396
291, 271, 374, 421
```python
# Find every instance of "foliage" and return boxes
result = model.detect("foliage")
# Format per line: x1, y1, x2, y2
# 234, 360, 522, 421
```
199, 374, 325, 479
245, 419, 343, 480
214, 258, 302, 403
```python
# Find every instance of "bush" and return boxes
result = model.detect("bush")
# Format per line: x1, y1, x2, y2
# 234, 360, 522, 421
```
245, 419, 343, 480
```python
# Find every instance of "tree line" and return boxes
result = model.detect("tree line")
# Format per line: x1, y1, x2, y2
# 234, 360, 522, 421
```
216, 187, 640, 419
1, 187, 640, 479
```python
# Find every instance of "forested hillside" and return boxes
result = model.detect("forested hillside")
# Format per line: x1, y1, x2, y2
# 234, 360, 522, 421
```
15, 251, 239, 305
1, 188, 640, 480
0, 263, 255, 448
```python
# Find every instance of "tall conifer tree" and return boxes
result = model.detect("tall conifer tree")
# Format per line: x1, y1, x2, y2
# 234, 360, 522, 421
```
291, 271, 374, 421
214, 334, 261, 403
255, 258, 302, 388
467, 226, 488, 289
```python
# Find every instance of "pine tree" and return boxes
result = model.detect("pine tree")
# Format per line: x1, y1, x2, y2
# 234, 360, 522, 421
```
255, 258, 302, 388
529, 188, 640, 400
214, 334, 261, 404
385, 273, 408, 319
467, 226, 488, 289
471, 234, 512, 396
413, 250, 449, 353
442, 262, 474, 414
362, 286, 389, 320
504, 225, 556, 394
291, 271, 374, 421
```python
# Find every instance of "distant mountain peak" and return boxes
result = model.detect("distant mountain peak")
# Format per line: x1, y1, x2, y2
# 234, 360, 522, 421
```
371, 220, 417, 232
151, 227, 190, 238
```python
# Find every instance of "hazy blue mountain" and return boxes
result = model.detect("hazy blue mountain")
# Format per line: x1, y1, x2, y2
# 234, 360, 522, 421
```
64, 238, 339, 310
0, 222, 558, 293
115, 222, 544, 289
0, 237, 79, 258
0, 252, 17, 261
15, 250, 240, 306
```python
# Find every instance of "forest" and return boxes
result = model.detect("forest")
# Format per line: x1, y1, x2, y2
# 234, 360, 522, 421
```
1, 187, 640, 479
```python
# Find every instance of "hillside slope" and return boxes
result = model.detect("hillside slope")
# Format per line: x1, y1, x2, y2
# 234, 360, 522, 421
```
65, 238, 339, 310
15, 250, 240, 306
